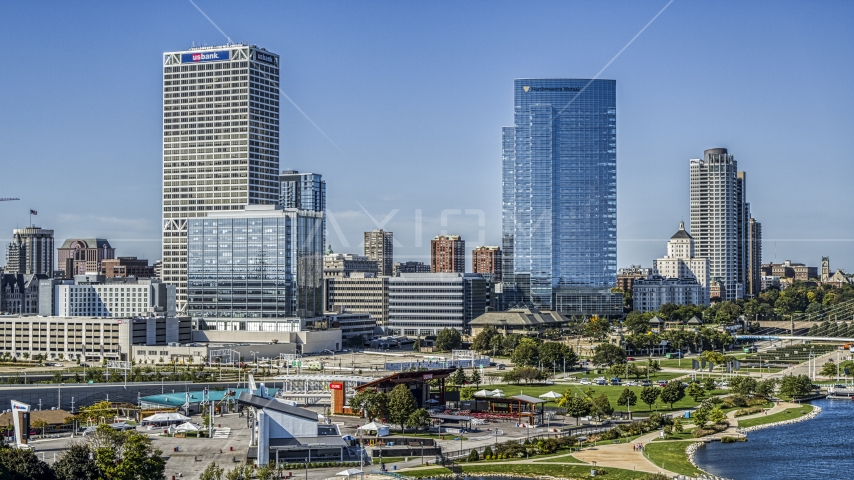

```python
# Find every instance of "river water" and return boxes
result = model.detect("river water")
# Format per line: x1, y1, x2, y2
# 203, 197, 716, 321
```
693, 399, 854, 479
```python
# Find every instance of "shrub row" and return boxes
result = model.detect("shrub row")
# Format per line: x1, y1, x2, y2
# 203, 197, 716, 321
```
280, 461, 361, 469
734, 407, 762, 417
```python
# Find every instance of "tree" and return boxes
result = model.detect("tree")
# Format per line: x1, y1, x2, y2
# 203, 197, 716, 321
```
756, 379, 777, 398
412, 337, 421, 351
591, 394, 613, 420
538, 342, 578, 370
460, 386, 476, 400
225, 464, 252, 480
386, 384, 417, 435
467, 449, 479, 462
199, 462, 224, 480
591, 343, 626, 367
623, 311, 652, 335
435, 328, 462, 351
708, 407, 726, 425
779, 374, 812, 399
660, 381, 685, 408
53, 444, 101, 480
0, 446, 57, 480
92, 424, 166, 480
731, 376, 757, 396
471, 327, 500, 354
820, 360, 838, 377
32, 419, 48, 439
692, 408, 708, 429
510, 338, 539, 367
703, 378, 717, 392
450, 368, 468, 389
686, 382, 705, 402
640, 386, 659, 411
256, 463, 276, 480
406, 408, 431, 431
559, 395, 590, 425
672, 418, 683, 434
617, 388, 637, 411
349, 388, 388, 421
469, 369, 481, 389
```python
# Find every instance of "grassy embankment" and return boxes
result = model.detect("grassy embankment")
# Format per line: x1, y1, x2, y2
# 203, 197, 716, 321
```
405, 464, 652, 479
736, 404, 814, 429
485, 382, 726, 414
642, 441, 703, 477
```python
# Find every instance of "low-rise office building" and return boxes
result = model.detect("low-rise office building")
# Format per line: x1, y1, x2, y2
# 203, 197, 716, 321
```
324, 273, 388, 326
101, 257, 156, 278
324, 310, 376, 341
469, 307, 570, 337
632, 275, 704, 313
38, 275, 176, 318
761, 260, 817, 282
0, 315, 191, 362
387, 273, 487, 336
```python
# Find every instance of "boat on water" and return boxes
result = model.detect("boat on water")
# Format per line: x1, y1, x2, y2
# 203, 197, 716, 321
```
827, 384, 854, 399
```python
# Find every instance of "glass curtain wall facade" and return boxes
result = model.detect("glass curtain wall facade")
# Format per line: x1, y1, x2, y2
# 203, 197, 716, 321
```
162, 44, 280, 314
502, 79, 617, 310
187, 207, 323, 320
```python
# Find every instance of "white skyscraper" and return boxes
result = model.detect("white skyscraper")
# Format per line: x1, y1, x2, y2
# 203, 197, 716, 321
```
161, 44, 280, 313
689, 148, 744, 301
653, 221, 710, 305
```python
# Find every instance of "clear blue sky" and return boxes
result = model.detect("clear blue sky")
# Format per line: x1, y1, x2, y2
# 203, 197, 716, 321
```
2, 1, 853, 271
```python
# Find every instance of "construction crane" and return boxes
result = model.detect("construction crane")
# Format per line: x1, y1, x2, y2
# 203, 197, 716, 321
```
0, 198, 20, 202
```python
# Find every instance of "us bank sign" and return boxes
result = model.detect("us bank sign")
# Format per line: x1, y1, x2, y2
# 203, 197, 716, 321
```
181, 50, 230, 63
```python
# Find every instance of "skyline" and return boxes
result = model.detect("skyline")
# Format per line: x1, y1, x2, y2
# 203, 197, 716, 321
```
2, 1, 854, 272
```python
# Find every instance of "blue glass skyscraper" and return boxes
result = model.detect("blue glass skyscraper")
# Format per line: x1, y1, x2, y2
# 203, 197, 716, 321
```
502, 79, 617, 311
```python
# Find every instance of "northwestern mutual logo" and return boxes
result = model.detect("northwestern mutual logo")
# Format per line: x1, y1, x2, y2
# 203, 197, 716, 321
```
181, 50, 230, 64
523, 86, 581, 93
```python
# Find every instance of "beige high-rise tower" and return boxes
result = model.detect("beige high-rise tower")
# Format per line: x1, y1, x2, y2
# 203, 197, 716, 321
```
161, 44, 280, 313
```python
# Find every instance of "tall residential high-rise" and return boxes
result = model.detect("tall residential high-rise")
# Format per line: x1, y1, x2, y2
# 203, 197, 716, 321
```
690, 149, 739, 300
279, 170, 325, 212
186, 205, 324, 320
689, 148, 760, 300
364, 230, 393, 276
431, 235, 465, 273
747, 218, 762, 297
162, 44, 280, 313
502, 79, 617, 311
5, 227, 54, 276
472, 246, 502, 282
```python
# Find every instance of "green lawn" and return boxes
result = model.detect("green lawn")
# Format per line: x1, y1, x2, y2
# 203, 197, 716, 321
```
461, 463, 650, 479
484, 381, 715, 414
403, 467, 453, 477
642, 441, 703, 476
736, 405, 814, 429
535, 453, 586, 463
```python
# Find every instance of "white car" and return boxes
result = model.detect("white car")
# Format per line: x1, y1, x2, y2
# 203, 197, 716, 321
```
579, 378, 592, 385
626, 381, 638, 386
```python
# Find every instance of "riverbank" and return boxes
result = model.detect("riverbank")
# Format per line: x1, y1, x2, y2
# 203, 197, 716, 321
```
693, 400, 830, 479
736, 404, 820, 433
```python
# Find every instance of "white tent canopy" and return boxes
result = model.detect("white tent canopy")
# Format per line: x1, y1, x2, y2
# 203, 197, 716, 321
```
474, 389, 493, 397
142, 412, 190, 423
357, 422, 390, 437
174, 422, 200, 432
337, 468, 363, 477
491, 389, 504, 394
539, 391, 563, 399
